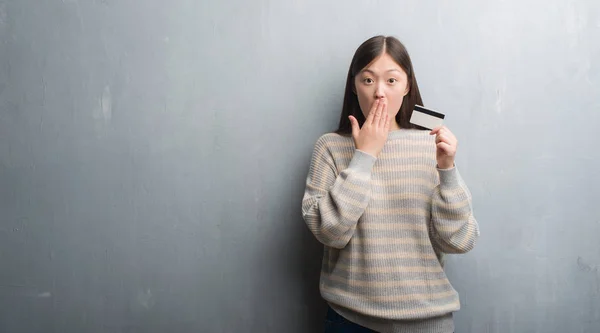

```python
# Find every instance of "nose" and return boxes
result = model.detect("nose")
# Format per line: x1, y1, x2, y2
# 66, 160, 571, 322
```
374, 83, 385, 100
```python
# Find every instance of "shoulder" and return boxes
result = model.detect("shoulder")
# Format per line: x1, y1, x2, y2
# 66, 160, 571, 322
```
312, 132, 354, 152
308, 133, 355, 167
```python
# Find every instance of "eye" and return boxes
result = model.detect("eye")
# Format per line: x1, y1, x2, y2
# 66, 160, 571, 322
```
388, 78, 398, 84
363, 78, 374, 84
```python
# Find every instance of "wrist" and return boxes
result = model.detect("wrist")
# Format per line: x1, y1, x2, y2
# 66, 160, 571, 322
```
356, 149, 377, 159
355, 144, 378, 158
437, 160, 455, 169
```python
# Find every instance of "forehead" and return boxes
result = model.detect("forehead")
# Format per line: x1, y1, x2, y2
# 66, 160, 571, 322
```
361, 53, 405, 74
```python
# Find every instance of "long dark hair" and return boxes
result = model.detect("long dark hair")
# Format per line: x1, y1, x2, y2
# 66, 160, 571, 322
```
336, 35, 424, 134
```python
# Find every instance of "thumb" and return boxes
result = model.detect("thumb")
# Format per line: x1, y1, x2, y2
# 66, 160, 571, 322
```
349, 116, 359, 138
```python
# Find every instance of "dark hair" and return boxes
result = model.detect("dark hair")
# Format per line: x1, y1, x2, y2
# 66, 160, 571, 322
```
335, 35, 424, 134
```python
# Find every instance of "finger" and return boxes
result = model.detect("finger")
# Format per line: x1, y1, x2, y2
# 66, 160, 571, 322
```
366, 99, 380, 125
436, 142, 455, 155
439, 126, 455, 139
384, 110, 391, 129
373, 99, 382, 125
430, 126, 443, 135
437, 135, 457, 148
349, 116, 360, 139
378, 108, 387, 129
379, 101, 388, 127
436, 134, 446, 144
444, 130, 456, 142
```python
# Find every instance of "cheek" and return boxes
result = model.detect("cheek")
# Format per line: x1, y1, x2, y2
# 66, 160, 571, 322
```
356, 90, 372, 116
385, 88, 405, 113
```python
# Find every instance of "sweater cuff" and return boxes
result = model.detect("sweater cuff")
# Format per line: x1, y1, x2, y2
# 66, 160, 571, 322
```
437, 166, 460, 188
349, 149, 377, 174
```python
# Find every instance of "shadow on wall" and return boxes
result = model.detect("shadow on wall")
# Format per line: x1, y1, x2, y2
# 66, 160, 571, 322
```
298, 223, 327, 330
285, 159, 328, 331
294, 152, 328, 331
253, 202, 326, 331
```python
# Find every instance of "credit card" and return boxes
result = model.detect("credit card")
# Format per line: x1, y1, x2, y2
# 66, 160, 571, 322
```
410, 105, 445, 130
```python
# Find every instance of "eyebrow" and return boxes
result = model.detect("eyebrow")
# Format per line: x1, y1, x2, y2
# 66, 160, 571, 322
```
361, 69, 403, 75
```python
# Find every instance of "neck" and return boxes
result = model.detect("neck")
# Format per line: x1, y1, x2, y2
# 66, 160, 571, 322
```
389, 121, 401, 131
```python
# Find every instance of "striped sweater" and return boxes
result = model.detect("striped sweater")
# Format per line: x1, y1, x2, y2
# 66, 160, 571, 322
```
301, 129, 480, 333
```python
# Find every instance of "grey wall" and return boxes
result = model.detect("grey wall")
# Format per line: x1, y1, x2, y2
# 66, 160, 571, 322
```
1, 0, 599, 332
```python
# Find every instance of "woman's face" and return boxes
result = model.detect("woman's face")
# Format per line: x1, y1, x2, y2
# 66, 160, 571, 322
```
354, 52, 409, 128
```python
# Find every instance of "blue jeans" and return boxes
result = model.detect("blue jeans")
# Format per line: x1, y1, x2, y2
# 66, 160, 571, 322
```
324, 306, 376, 333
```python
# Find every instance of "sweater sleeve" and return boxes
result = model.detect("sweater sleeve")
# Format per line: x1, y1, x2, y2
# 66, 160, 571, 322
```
301, 137, 376, 249
429, 166, 480, 254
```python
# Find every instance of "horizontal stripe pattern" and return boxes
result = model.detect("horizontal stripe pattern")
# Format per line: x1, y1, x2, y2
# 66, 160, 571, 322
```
323, 285, 456, 303
301, 129, 479, 331
323, 267, 453, 283
327, 274, 450, 288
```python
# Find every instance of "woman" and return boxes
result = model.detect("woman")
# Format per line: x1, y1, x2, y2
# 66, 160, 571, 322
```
301, 35, 480, 333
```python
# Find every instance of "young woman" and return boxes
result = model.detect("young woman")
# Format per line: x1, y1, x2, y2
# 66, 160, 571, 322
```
301, 35, 480, 333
